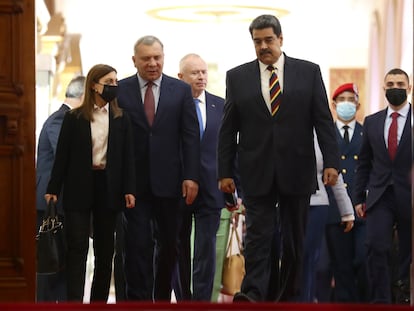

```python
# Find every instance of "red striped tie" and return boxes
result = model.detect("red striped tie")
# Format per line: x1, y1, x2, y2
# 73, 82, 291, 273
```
268, 65, 281, 115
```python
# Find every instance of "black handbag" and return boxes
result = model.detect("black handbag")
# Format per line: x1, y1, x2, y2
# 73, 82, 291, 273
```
36, 200, 66, 274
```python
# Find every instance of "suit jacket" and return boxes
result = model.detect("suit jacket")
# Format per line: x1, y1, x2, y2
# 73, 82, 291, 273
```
117, 74, 200, 198
36, 104, 70, 213
353, 105, 412, 210
47, 107, 136, 211
327, 122, 363, 224
197, 91, 225, 209
218, 54, 339, 197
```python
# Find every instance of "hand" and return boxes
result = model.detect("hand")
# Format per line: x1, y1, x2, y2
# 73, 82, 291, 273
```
182, 180, 199, 205
125, 194, 135, 209
44, 194, 57, 203
342, 220, 354, 232
218, 178, 235, 193
237, 198, 245, 215
354, 203, 366, 218
323, 168, 338, 186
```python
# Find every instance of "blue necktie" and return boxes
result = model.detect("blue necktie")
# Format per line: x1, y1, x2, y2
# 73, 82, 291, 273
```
194, 98, 204, 139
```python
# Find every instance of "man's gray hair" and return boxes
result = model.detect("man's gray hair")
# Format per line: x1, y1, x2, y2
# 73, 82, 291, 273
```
134, 35, 164, 54
65, 75, 86, 99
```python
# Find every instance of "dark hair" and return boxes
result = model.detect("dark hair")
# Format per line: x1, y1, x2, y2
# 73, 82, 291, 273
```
249, 14, 282, 38
65, 76, 86, 98
385, 68, 409, 83
74, 64, 122, 121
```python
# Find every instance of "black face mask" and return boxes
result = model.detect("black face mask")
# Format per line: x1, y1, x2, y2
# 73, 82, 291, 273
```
386, 88, 407, 106
99, 84, 118, 102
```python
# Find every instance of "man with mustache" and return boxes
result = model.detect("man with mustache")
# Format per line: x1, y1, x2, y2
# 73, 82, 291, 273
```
217, 14, 339, 302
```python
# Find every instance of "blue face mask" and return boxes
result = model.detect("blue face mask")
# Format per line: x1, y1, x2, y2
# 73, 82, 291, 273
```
336, 101, 357, 121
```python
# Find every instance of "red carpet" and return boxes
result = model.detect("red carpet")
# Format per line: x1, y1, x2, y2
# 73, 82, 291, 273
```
0, 303, 413, 311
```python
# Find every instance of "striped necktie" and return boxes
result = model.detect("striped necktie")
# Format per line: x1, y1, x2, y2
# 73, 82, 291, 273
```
267, 65, 281, 115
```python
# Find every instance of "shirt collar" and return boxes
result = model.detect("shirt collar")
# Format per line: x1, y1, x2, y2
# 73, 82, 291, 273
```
137, 73, 162, 89
258, 52, 285, 74
195, 91, 206, 105
387, 102, 410, 118
94, 103, 109, 112
336, 119, 356, 130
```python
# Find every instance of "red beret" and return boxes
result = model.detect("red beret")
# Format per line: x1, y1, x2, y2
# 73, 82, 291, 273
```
332, 83, 359, 100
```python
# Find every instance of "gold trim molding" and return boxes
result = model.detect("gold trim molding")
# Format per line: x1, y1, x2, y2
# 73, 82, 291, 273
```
146, 5, 289, 23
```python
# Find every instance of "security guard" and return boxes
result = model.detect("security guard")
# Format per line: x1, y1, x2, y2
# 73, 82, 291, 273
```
318, 83, 367, 302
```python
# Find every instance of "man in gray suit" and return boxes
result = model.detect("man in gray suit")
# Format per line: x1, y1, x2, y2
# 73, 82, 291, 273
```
217, 14, 339, 302
35, 75, 85, 302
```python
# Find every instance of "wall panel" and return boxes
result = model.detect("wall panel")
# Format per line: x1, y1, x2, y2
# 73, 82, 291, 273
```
0, 0, 36, 301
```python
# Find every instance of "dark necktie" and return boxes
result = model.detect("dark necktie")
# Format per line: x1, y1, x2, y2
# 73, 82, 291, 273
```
343, 125, 350, 144
267, 65, 281, 115
388, 112, 399, 160
144, 81, 155, 126
194, 98, 204, 139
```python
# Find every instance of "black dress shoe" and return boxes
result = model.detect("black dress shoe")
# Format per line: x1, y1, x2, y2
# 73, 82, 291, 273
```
233, 292, 255, 302
393, 280, 410, 304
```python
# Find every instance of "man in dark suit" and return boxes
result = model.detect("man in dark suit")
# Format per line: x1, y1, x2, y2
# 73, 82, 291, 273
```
353, 68, 412, 304
322, 83, 368, 302
35, 75, 85, 302
217, 14, 339, 302
117, 36, 200, 302
171, 53, 224, 301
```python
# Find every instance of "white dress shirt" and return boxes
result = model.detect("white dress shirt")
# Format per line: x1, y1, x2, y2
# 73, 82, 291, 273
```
91, 103, 109, 168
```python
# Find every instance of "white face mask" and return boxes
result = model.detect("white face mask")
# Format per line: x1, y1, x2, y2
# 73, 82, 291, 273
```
336, 101, 357, 121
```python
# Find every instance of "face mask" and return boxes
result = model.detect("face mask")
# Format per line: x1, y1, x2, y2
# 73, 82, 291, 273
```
386, 88, 407, 106
99, 84, 118, 102
336, 101, 357, 121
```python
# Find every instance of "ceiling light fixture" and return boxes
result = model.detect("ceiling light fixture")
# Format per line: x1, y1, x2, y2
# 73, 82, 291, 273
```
146, 4, 289, 23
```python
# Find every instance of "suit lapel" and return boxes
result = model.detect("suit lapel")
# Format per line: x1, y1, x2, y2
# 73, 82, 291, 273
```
204, 92, 219, 139
204, 94, 212, 139
335, 125, 348, 150
154, 75, 174, 127
376, 109, 389, 155
249, 60, 271, 117
396, 105, 412, 157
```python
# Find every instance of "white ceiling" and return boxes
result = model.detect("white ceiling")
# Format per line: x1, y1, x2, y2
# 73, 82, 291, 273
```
49, 0, 379, 81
